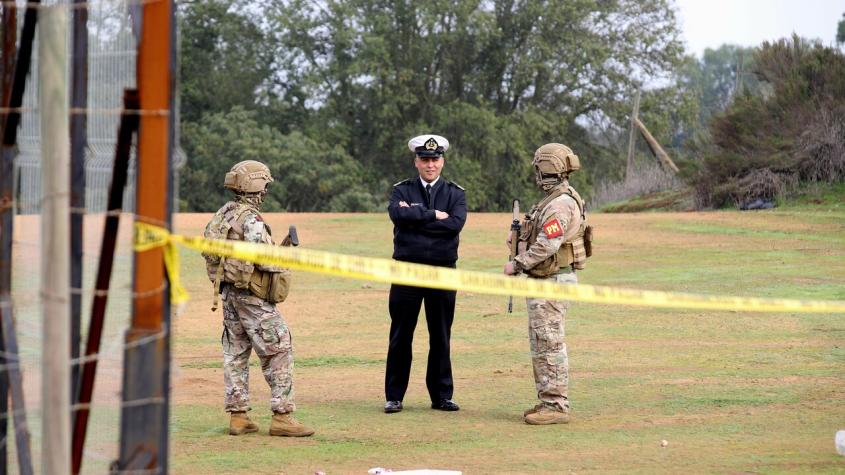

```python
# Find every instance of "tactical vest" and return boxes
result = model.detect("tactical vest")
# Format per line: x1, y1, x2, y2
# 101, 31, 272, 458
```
518, 185, 593, 277
203, 202, 290, 310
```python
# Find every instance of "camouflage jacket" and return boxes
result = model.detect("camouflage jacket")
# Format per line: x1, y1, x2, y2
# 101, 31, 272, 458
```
515, 181, 586, 275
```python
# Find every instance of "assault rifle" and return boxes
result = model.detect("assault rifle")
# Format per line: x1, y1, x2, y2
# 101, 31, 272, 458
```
281, 225, 299, 247
507, 199, 520, 313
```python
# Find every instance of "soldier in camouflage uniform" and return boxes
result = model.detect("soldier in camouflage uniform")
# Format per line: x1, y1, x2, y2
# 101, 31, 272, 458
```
204, 160, 314, 437
504, 143, 590, 425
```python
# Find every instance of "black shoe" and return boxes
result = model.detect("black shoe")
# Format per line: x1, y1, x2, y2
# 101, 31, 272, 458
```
431, 399, 459, 411
384, 400, 403, 413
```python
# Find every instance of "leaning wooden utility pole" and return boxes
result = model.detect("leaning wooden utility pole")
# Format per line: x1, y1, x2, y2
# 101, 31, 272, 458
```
625, 89, 641, 181
633, 117, 680, 173
116, 0, 175, 471
39, 5, 71, 474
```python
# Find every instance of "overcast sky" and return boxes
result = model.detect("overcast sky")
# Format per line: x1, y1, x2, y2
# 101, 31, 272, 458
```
674, 0, 845, 57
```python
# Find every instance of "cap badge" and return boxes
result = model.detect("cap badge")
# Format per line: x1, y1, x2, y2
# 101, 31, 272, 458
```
425, 138, 438, 150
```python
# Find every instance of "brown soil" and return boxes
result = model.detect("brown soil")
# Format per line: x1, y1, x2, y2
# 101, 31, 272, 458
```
9, 210, 843, 474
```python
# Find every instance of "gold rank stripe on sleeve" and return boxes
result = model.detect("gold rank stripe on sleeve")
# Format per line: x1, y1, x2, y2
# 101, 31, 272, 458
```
134, 222, 845, 314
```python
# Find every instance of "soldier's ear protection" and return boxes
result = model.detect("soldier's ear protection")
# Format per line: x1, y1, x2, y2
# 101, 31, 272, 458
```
223, 170, 238, 189
564, 152, 580, 172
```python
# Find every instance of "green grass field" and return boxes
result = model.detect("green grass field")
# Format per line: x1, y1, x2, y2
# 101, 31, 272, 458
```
10, 204, 845, 474
165, 205, 845, 474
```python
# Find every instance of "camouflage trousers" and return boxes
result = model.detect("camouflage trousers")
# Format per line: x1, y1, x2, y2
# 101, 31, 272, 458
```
221, 285, 295, 414
526, 270, 577, 412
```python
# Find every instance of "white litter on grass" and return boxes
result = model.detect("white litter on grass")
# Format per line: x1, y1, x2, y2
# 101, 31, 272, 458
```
392, 472, 461, 475
835, 430, 845, 456
369, 469, 461, 475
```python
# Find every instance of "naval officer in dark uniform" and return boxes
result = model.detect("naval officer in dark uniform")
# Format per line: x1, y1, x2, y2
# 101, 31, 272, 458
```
384, 134, 467, 414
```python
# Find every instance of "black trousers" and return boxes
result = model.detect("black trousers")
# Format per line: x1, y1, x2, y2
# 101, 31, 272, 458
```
385, 283, 457, 402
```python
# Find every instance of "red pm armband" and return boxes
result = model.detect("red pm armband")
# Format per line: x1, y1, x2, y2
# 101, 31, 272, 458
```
542, 218, 563, 238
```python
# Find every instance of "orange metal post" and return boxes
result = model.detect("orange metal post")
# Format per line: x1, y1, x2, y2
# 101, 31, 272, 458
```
132, 0, 171, 329
117, 0, 174, 471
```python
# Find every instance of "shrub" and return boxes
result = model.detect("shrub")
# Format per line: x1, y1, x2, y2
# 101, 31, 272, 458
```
690, 36, 845, 208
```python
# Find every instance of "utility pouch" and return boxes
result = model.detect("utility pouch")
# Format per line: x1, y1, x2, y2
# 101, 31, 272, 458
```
526, 254, 559, 278
517, 217, 534, 255
570, 238, 587, 270
224, 258, 254, 289
203, 254, 221, 284
248, 269, 291, 304
583, 224, 593, 258
268, 269, 291, 303
559, 243, 575, 266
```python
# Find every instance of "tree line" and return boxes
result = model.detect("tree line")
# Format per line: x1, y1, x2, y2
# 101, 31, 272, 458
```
178, 0, 845, 212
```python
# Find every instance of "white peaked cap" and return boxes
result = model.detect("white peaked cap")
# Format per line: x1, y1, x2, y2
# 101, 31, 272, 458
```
408, 134, 450, 155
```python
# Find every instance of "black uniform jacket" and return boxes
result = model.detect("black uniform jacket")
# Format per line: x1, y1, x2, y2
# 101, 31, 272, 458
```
388, 177, 467, 266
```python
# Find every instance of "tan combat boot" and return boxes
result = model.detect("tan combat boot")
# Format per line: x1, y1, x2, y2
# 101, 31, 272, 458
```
269, 412, 315, 437
524, 406, 570, 425
229, 411, 259, 435
523, 403, 544, 417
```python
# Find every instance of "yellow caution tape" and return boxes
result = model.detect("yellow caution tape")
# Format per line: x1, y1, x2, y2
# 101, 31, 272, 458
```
134, 222, 845, 314
133, 223, 190, 306
162, 238, 190, 306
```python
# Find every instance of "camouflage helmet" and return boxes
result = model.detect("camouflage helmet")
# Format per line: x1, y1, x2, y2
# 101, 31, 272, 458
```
533, 143, 580, 190
223, 160, 274, 193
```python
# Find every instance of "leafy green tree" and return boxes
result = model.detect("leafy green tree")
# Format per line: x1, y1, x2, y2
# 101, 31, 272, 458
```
264, 0, 688, 208
837, 13, 845, 44
180, 107, 379, 212
179, 0, 695, 210
178, 0, 277, 124
677, 45, 760, 130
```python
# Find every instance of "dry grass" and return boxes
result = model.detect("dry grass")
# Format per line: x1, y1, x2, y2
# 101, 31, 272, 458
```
589, 161, 684, 210
9, 208, 845, 474
169, 210, 844, 474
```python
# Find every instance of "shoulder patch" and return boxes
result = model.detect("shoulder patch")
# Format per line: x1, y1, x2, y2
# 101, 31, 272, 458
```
393, 179, 411, 187
448, 181, 465, 191
542, 218, 564, 239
